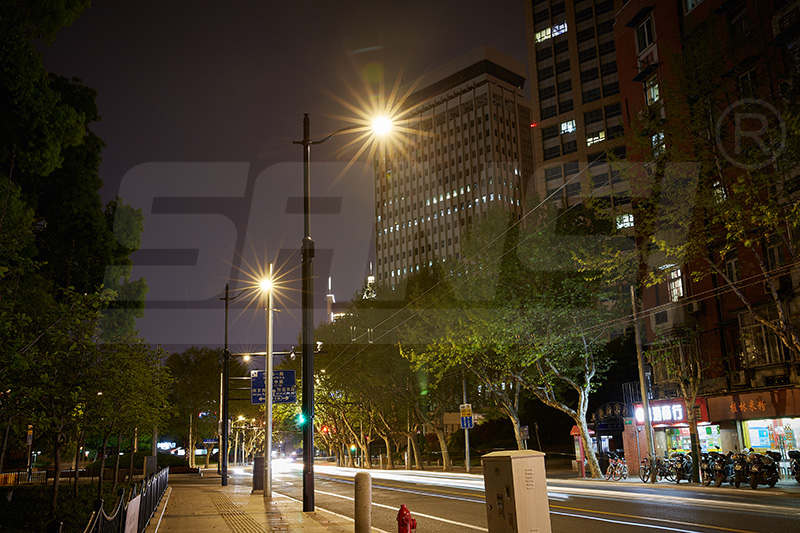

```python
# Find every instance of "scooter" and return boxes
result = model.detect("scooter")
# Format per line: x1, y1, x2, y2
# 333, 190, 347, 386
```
788, 450, 800, 483
671, 449, 693, 483
709, 449, 732, 487
749, 450, 781, 489
700, 451, 714, 486
730, 450, 751, 488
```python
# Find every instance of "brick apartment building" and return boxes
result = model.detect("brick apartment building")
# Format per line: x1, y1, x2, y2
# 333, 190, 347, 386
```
614, 0, 800, 466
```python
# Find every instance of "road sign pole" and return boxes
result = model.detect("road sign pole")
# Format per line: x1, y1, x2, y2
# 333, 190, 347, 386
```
462, 376, 470, 473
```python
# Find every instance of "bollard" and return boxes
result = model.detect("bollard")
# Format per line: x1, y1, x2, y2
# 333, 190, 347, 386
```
354, 472, 372, 533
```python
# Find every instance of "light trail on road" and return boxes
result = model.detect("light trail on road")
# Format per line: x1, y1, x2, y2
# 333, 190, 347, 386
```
273, 463, 797, 533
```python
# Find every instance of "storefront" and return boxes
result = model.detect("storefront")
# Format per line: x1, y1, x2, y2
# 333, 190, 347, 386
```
625, 398, 714, 461
707, 388, 800, 456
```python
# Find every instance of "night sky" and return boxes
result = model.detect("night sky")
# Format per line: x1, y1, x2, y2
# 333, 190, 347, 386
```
40, 0, 529, 352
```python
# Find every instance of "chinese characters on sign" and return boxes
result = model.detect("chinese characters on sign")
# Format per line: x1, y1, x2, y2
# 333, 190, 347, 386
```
635, 403, 684, 424
250, 370, 297, 405
729, 398, 767, 415
632, 399, 709, 425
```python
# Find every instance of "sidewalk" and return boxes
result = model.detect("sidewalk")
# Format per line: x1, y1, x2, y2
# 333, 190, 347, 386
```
144, 470, 354, 533
144, 463, 800, 532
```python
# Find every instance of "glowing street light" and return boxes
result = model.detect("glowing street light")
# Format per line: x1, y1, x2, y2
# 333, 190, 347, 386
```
293, 113, 392, 512
220, 272, 276, 488
371, 115, 393, 136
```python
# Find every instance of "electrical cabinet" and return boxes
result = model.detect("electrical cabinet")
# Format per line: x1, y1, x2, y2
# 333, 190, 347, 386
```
482, 450, 551, 533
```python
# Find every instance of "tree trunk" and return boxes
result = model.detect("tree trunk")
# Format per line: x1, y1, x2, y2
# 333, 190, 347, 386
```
383, 434, 394, 469
97, 434, 109, 498
128, 430, 135, 482
410, 432, 423, 470
395, 441, 404, 469
433, 425, 452, 471
688, 405, 701, 483
50, 434, 63, 518
0, 419, 11, 476
73, 431, 83, 498
575, 415, 602, 478
506, 409, 524, 450
0, 418, 11, 474
358, 441, 371, 469
188, 413, 194, 468
113, 431, 122, 491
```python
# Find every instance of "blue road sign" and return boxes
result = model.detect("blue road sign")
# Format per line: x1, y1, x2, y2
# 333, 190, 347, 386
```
460, 416, 474, 429
202, 438, 218, 445
272, 370, 297, 403
251, 370, 297, 404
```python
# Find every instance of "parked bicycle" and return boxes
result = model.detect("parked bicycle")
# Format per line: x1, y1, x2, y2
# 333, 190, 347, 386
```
604, 451, 628, 481
639, 453, 675, 483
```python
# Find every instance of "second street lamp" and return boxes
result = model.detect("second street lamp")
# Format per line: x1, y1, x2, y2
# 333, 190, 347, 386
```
293, 113, 391, 512
261, 264, 274, 498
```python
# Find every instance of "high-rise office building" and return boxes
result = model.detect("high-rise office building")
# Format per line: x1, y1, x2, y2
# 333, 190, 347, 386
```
524, 0, 628, 207
374, 45, 534, 285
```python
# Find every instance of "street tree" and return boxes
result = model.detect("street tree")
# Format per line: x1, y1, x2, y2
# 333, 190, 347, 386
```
411, 206, 619, 478
165, 347, 222, 468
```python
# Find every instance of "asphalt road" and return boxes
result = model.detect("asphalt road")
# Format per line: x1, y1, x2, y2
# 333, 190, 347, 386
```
264, 460, 800, 533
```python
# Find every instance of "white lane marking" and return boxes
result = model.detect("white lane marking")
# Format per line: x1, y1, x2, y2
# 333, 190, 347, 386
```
552, 510, 704, 533
276, 491, 390, 533
316, 490, 489, 532
151, 486, 172, 532
549, 484, 800, 516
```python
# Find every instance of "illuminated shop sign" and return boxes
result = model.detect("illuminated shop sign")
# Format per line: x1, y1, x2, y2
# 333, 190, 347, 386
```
635, 403, 684, 424
633, 399, 709, 426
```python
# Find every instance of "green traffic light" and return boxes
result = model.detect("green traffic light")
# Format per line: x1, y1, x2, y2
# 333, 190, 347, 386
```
297, 413, 306, 426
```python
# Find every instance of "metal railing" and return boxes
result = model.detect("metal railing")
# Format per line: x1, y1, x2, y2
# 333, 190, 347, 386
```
79, 467, 169, 533
0, 468, 95, 486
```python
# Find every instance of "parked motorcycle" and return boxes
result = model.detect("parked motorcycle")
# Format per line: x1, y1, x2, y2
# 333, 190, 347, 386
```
709, 449, 732, 487
700, 451, 714, 486
788, 450, 800, 483
749, 450, 781, 489
671, 449, 693, 483
730, 450, 751, 488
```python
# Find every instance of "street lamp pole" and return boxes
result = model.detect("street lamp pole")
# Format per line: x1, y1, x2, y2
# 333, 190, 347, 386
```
293, 113, 389, 511
220, 283, 252, 487
221, 283, 231, 487
298, 113, 316, 512
265, 263, 274, 498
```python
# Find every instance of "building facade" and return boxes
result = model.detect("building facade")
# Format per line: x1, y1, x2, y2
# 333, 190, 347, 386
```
614, 0, 800, 465
374, 46, 534, 286
524, 0, 629, 208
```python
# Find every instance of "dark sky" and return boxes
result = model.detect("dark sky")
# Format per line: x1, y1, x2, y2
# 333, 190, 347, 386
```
40, 0, 529, 352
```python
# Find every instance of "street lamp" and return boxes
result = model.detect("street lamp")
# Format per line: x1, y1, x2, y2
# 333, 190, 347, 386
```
220, 276, 274, 487
293, 113, 391, 511
262, 264, 274, 498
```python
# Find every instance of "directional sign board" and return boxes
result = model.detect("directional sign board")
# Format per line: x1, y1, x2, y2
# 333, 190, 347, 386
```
272, 370, 297, 403
251, 370, 297, 405
460, 403, 474, 430
202, 438, 218, 445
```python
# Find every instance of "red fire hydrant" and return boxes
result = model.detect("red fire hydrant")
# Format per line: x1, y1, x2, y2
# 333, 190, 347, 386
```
397, 504, 417, 532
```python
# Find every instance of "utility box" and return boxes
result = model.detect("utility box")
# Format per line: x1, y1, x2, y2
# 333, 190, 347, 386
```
252, 456, 264, 491
482, 450, 551, 533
